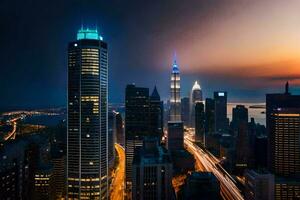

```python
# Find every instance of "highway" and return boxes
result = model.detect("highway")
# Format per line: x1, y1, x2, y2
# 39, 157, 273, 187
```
184, 132, 244, 200
110, 143, 125, 200
3, 117, 20, 141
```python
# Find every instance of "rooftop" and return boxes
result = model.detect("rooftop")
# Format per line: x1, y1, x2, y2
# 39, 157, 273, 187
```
77, 28, 103, 41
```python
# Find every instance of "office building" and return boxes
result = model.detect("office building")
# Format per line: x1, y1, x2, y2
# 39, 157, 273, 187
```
181, 97, 190, 126
67, 28, 108, 199
195, 102, 205, 144
179, 172, 221, 200
214, 91, 228, 134
189, 81, 203, 127
149, 86, 164, 140
132, 138, 173, 200
244, 169, 274, 200
266, 82, 300, 199
125, 84, 150, 191
205, 98, 215, 135
167, 56, 184, 151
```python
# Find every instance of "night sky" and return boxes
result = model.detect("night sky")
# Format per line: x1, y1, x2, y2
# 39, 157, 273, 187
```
1, 0, 300, 109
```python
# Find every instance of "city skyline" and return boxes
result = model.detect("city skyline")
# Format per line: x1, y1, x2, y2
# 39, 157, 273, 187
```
2, 0, 300, 109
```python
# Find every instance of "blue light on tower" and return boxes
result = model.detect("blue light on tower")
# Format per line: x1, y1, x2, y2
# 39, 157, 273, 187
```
77, 28, 103, 41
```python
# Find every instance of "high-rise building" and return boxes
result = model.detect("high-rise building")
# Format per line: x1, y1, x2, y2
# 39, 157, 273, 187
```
181, 97, 190, 126
132, 138, 173, 200
67, 28, 108, 199
244, 169, 274, 200
149, 86, 164, 140
231, 105, 248, 137
266, 82, 300, 199
167, 56, 184, 151
114, 111, 124, 147
125, 84, 150, 192
189, 81, 203, 127
195, 102, 205, 144
214, 92, 228, 134
169, 57, 181, 122
205, 98, 215, 135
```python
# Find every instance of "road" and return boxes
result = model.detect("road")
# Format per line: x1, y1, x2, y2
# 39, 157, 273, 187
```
3, 117, 19, 141
110, 143, 125, 200
184, 134, 244, 200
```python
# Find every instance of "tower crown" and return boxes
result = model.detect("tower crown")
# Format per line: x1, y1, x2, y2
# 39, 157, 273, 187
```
77, 27, 103, 41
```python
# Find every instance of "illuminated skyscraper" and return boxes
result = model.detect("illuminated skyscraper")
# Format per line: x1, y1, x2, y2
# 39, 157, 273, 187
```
189, 81, 203, 127
266, 82, 300, 199
167, 56, 184, 151
67, 28, 108, 199
169, 57, 181, 121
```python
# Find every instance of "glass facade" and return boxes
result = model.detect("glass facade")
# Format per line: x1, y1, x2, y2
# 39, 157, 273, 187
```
67, 29, 108, 200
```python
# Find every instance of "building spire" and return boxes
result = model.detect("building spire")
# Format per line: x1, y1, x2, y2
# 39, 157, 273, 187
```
285, 81, 290, 94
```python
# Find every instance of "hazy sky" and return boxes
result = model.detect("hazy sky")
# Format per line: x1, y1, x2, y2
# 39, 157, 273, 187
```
1, 0, 300, 109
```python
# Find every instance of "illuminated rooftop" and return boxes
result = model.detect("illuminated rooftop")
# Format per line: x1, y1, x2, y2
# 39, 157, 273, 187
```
77, 28, 103, 41
192, 81, 201, 90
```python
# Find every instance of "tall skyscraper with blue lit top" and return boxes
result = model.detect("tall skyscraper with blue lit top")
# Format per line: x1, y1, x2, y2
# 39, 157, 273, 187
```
67, 28, 108, 199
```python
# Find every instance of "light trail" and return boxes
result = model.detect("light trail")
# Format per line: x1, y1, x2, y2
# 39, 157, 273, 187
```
3, 117, 19, 141
110, 143, 125, 200
184, 133, 244, 200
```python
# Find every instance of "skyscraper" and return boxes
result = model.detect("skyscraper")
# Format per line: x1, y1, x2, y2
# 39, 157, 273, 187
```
266, 82, 300, 199
189, 81, 203, 127
214, 92, 228, 134
231, 105, 248, 137
149, 86, 164, 140
205, 98, 215, 135
181, 97, 190, 126
167, 56, 184, 151
169, 57, 181, 122
195, 102, 205, 144
67, 28, 108, 199
125, 84, 150, 192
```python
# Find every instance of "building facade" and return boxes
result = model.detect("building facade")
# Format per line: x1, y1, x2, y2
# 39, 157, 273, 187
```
132, 138, 173, 200
67, 28, 108, 199
189, 81, 203, 127
214, 92, 228, 135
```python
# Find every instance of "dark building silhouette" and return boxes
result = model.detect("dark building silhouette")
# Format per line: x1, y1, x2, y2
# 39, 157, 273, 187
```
231, 105, 248, 137
114, 111, 124, 147
67, 28, 108, 199
195, 102, 205, 144
125, 84, 150, 191
149, 86, 164, 140
181, 97, 190, 127
179, 172, 221, 200
266, 82, 300, 199
189, 81, 203, 127
132, 138, 173, 200
214, 92, 228, 135
108, 111, 116, 169
205, 98, 215, 136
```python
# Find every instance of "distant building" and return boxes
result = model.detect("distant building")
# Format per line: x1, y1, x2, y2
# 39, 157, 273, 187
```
244, 169, 274, 200
266, 82, 300, 199
33, 166, 53, 200
167, 121, 184, 151
231, 105, 248, 137
181, 97, 190, 127
205, 98, 215, 136
168, 56, 184, 151
179, 172, 221, 200
114, 111, 124, 147
67, 28, 108, 199
125, 84, 150, 191
214, 92, 228, 134
195, 102, 205, 144
132, 138, 173, 200
254, 136, 268, 169
189, 81, 203, 127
